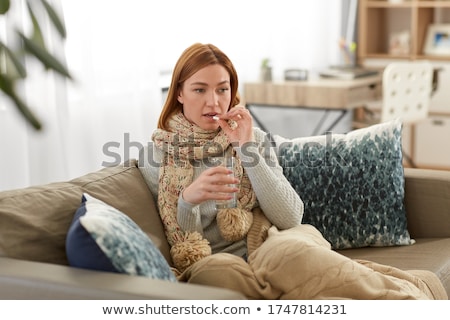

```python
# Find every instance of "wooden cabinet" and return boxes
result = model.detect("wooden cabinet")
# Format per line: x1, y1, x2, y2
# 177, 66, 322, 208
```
357, 0, 450, 62
413, 115, 450, 169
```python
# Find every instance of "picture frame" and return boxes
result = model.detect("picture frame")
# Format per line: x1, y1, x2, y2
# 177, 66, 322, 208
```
423, 24, 450, 56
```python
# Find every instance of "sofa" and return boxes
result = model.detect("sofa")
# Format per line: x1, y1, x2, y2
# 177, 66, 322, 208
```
0, 159, 245, 299
1, 127, 449, 299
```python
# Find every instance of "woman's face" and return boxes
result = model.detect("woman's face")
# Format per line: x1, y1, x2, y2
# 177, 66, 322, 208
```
178, 64, 231, 130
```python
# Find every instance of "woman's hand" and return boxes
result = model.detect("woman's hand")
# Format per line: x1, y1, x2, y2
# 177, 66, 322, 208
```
217, 105, 254, 146
182, 166, 239, 205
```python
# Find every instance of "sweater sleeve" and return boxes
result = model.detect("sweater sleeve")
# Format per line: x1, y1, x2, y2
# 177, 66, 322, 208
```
176, 194, 204, 234
235, 128, 304, 229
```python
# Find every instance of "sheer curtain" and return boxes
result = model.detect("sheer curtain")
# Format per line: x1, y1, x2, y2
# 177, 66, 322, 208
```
1, 0, 341, 191
0, 0, 69, 191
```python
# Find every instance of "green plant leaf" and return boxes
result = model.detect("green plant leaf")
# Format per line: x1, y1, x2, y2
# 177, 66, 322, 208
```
0, 0, 10, 14
18, 32, 72, 79
27, 1, 45, 47
0, 41, 27, 78
40, 0, 66, 38
0, 74, 42, 130
0, 72, 14, 94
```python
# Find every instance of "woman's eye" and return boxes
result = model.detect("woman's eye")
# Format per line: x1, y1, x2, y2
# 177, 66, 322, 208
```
218, 88, 229, 93
194, 88, 205, 93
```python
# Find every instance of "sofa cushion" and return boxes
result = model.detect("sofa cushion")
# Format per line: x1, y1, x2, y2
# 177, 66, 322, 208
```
276, 119, 414, 249
0, 182, 82, 265
66, 193, 176, 281
403, 167, 450, 238
0, 160, 171, 266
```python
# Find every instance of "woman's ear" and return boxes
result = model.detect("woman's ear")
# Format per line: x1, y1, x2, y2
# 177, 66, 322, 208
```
177, 91, 183, 104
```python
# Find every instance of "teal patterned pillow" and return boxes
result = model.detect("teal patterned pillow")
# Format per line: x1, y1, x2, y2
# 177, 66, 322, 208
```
66, 193, 177, 281
276, 119, 414, 249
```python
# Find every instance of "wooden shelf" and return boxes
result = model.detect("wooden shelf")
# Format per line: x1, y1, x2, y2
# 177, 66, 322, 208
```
357, 0, 450, 62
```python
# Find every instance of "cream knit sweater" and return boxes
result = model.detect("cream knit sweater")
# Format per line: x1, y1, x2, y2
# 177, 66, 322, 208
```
139, 127, 304, 258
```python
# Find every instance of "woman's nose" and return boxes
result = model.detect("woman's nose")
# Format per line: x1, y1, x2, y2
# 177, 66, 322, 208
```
206, 91, 219, 106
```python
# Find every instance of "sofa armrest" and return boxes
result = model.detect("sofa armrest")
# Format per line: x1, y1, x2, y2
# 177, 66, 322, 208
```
403, 168, 450, 238
0, 257, 245, 300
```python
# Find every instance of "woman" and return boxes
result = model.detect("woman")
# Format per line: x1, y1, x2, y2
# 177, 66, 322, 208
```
139, 43, 444, 299
140, 43, 303, 269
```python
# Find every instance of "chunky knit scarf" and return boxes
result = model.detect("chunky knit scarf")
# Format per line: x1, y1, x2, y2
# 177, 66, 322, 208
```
152, 112, 257, 272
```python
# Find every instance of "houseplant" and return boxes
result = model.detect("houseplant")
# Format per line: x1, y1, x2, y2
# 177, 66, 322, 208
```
260, 58, 272, 82
0, 0, 72, 130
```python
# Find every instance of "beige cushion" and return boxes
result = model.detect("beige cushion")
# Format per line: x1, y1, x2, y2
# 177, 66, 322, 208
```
403, 168, 450, 238
0, 160, 171, 266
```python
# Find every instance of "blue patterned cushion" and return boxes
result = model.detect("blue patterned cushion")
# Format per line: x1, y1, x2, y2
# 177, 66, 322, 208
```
276, 119, 414, 249
66, 193, 176, 281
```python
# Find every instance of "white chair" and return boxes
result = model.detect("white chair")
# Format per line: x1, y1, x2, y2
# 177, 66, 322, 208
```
381, 61, 433, 124
381, 61, 433, 167
355, 61, 434, 166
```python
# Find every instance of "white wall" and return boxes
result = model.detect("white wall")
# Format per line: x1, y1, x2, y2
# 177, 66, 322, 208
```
0, 0, 344, 190
62, 0, 343, 138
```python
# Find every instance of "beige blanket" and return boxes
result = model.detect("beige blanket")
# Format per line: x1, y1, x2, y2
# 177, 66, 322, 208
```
179, 224, 447, 300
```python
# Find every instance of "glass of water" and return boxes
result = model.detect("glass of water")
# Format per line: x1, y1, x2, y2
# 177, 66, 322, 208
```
209, 156, 237, 210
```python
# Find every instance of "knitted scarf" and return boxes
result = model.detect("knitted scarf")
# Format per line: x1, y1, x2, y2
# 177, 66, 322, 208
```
152, 112, 257, 272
